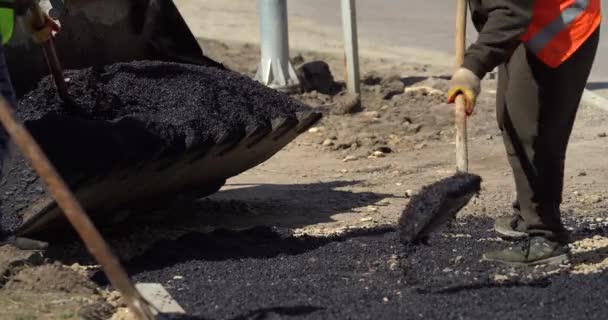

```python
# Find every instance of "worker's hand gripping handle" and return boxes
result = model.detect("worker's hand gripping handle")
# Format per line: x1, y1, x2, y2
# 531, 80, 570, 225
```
455, 0, 468, 173
29, 3, 70, 101
28, 3, 56, 39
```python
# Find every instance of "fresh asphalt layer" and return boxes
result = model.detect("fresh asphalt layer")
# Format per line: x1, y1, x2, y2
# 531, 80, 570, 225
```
110, 213, 608, 320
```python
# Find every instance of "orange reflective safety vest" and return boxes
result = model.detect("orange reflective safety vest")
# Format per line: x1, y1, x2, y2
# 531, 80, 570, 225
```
521, 0, 602, 68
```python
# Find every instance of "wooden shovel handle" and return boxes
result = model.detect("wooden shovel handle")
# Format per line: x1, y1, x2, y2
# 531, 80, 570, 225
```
455, 0, 468, 173
30, 3, 70, 102
455, 95, 468, 172
455, 0, 467, 66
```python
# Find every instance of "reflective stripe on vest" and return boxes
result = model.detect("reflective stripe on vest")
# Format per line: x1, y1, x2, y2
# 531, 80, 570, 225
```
522, 0, 601, 68
0, 0, 15, 45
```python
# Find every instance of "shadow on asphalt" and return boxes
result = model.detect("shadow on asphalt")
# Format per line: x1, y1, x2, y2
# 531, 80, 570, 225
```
414, 277, 553, 295
569, 219, 608, 266
571, 222, 608, 241
163, 305, 323, 320
45, 180, 393, 244
572, 244, 608, 265
163, 180, 395, 231
120, 226, 395, 275
230, 306, 324, 320
586, 81, 608, 90
85, 214, 608, 319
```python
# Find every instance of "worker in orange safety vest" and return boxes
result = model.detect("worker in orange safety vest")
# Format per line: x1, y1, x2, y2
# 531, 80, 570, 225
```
447, 0, 601, 266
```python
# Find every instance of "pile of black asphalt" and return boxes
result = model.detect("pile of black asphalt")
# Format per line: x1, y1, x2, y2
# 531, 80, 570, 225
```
0, 60, 312, 236
121, 214, 608, 320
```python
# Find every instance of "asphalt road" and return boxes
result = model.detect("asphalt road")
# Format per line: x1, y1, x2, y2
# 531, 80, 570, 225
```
288, 0, 608, 84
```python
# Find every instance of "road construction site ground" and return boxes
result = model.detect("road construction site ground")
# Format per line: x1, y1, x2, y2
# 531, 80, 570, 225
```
2, 39, 608, 319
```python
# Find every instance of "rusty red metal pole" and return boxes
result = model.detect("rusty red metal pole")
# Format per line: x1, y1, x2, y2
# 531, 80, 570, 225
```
0, 97, 155, 320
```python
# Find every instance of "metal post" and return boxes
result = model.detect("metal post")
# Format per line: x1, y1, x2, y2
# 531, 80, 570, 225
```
255, 0, 300, 93
341, 0, 360, 94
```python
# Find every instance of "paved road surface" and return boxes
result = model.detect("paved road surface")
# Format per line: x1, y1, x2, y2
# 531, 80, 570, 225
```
289, 0, 608, 85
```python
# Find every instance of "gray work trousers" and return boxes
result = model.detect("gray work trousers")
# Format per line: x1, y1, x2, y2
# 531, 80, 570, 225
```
497, 29, 600, 243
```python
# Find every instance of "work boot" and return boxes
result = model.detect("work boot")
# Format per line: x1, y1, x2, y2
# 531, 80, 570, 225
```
494, 214, 528, 240
481, 236, 570, 267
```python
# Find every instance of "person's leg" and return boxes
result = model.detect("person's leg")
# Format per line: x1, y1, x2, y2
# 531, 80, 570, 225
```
0, 41, 16, 108
526, 29, 599, 237
0, 39, 15, 239
494, 60, 529, 239
0, 40, 16, 154
501, 30, 599, 241
484, 29, 600, 265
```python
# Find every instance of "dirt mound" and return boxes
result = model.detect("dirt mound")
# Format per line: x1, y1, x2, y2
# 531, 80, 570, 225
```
296, 60, 342, 95
300, 72, 499, 157
5, 264, 97, 294
1, 262, 113, 319
307, 79, 452, 155
0, 245, 44, 279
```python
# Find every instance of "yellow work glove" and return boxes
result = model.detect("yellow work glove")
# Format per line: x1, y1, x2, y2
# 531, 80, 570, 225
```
22, 10, 61, 44
447, 67, 480, 116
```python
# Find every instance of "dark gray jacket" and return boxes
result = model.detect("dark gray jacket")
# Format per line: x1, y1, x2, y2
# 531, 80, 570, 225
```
463, 0, 535, 79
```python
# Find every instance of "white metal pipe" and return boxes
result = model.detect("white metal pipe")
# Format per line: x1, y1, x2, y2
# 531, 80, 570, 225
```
255, 0, 299, 92
341, 0, 360, 94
